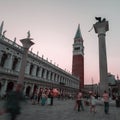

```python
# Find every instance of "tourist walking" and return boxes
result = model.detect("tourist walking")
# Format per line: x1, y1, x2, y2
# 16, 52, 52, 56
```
0, 84, 25, 120
41, 90, 47, 106
90, 92, 96, 113
103, 90, 109, 114
37, 88, 42, 104
74, 92, 78, 110
49, 89, 54, 106
32, 89, 38, 105
76, 90, 84, 112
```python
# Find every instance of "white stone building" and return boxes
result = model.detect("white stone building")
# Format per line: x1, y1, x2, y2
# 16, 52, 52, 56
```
0, 22, 79, 98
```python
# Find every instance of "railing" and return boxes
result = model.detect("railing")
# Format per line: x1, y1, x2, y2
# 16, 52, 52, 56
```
0, 66, 19, 76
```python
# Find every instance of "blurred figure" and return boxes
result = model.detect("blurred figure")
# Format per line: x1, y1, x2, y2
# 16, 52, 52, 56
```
32, 90, 38, 105
76, 90, 84, 112
103, 90, 109, 114
41, 90, 47, 106
90, 92, 96, 113
74, 92, 78, 110
0, 84, 25, 120
37, 88, 42, 104
49, 89, 54, 106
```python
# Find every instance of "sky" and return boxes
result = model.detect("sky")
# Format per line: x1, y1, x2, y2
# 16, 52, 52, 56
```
0, 0, 120, 84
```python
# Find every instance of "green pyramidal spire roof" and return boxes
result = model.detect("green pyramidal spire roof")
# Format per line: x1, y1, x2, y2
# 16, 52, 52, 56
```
74, 24, 82, 39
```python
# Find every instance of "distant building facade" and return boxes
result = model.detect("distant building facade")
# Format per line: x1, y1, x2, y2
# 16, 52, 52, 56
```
0, 22, 79, 98
107, 73, 120, 97
84, 73, 120, 97
84, 84, 99, 95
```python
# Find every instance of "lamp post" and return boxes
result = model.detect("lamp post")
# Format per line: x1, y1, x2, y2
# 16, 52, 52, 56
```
17, 31, 34, 90
91, 77, 94, 92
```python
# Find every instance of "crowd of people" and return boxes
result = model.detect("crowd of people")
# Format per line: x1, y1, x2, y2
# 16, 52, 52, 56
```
74, 90, 111, 114
30, 87, 75, 106
31, 88, 55, 106
0, 86, 120, 120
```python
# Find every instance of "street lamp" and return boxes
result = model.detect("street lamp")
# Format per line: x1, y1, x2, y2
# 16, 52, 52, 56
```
91, 77, 94, 92
17, 31, 34, 90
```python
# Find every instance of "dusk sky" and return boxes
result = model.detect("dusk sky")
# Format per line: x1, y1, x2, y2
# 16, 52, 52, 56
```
0, 0, 120, 84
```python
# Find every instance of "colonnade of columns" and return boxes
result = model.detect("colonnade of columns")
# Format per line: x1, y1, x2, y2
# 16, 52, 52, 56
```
0, 79, 75, 98
0, 51, 78, 88
0, 49, 79, 98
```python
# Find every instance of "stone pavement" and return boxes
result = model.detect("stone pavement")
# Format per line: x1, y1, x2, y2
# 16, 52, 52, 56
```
0, 99, 120, 120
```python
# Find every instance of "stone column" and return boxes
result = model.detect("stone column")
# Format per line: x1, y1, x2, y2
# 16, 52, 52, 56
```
58, 75, 60, 83
25, 62, 31, 74
93, 18, 109, 95
32, 64, 37, 76
0, 52, 3, 63
56, 75, 59, 82
37, 67, 41, 78
48, 71, 51, 80
0, 80, 8, 97
52, 73, 55, 81
38, 67, 43, 78
23, 83, 28, 95
43, 69, 47, 79
17, 35, 34, 87
16, 58, 21, 72
4, 54, 13, 70
30, 84, 34, 96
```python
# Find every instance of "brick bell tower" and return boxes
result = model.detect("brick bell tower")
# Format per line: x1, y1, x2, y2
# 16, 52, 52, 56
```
72, 24, 84, 89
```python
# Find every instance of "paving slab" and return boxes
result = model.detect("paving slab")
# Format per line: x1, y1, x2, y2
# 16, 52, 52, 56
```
0, 99, 120, 120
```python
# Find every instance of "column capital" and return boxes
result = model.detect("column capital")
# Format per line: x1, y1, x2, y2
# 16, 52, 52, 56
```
94, 21, 109, 34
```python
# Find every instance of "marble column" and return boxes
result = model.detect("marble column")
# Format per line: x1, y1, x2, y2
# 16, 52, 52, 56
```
25, 62, 31, 74
4, 54, 13, 70
31, 64, 37, 76
43, 69, 47, 79
37, 67, 41, 78
23, 83, 28, 95
38, 67, 43, 78
0, 80, 8, 97
17, 36, 34, 86
55, 74, 57, 83
16, 58, 21, 72
52, 73, 55, 81
0, 52, 3, 64
48, 71, 51, 81
94, 18, 109, 95
30, 84, 34, 96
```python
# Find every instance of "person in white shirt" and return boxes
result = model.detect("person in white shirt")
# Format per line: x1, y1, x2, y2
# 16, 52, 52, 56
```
76, 90, 84, 112
90, 92, 96, 113
103, 90, 109, 114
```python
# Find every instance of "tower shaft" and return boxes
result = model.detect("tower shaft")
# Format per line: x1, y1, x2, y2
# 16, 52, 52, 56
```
72, 24, 84, 89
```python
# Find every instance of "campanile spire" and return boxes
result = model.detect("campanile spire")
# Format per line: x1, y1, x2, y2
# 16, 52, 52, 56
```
72, 24, 84, 89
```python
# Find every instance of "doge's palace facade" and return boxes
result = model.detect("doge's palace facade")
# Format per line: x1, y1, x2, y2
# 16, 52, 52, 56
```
0, 22, 79, 98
